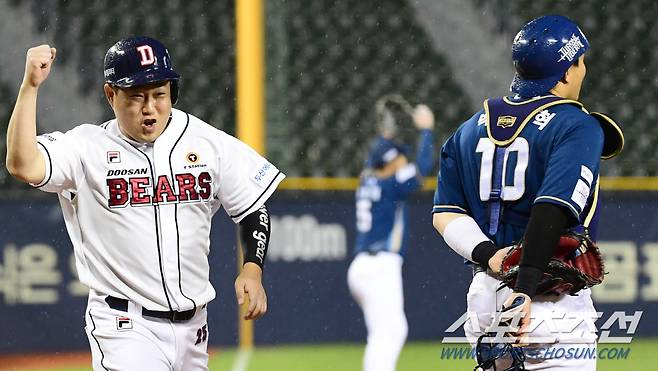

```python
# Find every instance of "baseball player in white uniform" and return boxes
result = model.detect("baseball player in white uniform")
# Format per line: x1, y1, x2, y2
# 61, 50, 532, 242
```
6, 36, 285, 370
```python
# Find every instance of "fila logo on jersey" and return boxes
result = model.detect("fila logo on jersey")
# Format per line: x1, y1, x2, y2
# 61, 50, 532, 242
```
106, 172, 212, 207
107, 151, 121, 163
116, 317, 133, 331
136, 45, 155, 66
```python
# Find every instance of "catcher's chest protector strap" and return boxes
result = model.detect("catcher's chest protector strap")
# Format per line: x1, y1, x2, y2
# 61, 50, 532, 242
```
590, 112, 624, 159
483, 95, 582, 146
484, 96, 624, 160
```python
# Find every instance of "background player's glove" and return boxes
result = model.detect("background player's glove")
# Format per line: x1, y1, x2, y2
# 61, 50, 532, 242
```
500, 230, 605, 296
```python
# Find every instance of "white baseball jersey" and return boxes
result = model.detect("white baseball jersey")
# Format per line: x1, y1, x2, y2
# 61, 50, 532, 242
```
33, 108, 285, 312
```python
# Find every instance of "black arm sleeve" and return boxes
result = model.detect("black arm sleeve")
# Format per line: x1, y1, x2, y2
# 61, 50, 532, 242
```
514, 203, 570, 297
238, 204, 270, 269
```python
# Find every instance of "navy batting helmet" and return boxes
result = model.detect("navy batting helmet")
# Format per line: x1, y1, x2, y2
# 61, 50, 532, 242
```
510, 15, 589, 98
366, 137, 409, 169
104, 36, 180, 104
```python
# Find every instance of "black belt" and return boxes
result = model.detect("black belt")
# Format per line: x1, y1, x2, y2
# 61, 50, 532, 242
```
105, 296, 198, 322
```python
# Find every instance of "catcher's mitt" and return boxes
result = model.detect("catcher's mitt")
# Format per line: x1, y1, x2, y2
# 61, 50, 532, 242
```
500, 230, 605, 296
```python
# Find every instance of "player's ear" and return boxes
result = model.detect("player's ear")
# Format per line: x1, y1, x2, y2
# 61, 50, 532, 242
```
556, 67, 572, 85
103, 83, 116, 108
561, 58, 581, 85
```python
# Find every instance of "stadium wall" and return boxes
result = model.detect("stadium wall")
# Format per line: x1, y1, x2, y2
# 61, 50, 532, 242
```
0, 191, 656, 353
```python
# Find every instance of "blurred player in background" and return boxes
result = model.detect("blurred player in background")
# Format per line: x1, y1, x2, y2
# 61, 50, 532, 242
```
5, 37, 284, 370
432, 15, 622, 370
347, 96, 435, 371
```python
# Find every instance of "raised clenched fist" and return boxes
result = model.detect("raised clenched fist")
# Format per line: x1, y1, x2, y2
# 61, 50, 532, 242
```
23, 45, 57, 88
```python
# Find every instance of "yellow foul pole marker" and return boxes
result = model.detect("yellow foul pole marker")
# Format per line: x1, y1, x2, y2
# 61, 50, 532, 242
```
236, 0, 265, 154
236, 0, 265, 350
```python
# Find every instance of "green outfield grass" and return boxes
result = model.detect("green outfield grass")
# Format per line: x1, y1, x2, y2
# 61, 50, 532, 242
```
211, 340, 657, 371
12, 339, 658, 371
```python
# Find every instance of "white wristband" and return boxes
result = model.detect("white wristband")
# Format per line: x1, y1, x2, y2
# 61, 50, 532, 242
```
442, 216, 490, 262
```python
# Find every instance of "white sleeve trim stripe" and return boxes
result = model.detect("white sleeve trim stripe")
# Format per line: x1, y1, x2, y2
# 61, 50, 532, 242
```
534, 196, 579, 217
432, 205, 467, 213
230, 171, 285, 220
30, 141, 53, 188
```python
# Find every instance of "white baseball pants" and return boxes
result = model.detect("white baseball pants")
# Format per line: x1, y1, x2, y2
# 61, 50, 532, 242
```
84, 289, 209, 371
465, 271, 597, 371
348, 252, 408, 371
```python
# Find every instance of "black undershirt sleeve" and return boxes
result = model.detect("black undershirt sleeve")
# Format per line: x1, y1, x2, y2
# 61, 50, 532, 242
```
238, 204, 271, 269
514, 202, 571, 297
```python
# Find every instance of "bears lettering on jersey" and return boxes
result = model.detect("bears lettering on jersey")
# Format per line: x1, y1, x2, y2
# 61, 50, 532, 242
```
107, 172, 212, 208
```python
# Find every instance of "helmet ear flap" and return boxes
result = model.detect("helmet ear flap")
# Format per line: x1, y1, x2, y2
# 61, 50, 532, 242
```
170, 80, 179, 105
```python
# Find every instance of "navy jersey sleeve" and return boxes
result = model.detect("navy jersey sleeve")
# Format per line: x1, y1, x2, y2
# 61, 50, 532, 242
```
415, 129, 434, 176
535, 117, 604, 221
432, 134, 469, 214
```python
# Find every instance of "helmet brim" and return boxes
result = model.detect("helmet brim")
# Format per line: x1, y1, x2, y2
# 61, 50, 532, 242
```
108, 68, 180, 88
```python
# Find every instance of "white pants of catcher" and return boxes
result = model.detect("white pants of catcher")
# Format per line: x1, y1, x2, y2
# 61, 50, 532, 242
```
466, 271, 597, 371
85, 289, 209, 371
348, 252, 408, 371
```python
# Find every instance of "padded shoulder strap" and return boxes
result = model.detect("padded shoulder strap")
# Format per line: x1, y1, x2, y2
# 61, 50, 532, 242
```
484, 95, 582, 146
590, 112, 624, 160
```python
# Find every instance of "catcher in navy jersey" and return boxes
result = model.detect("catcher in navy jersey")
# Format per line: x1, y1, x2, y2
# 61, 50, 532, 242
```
432, 15, 623, 370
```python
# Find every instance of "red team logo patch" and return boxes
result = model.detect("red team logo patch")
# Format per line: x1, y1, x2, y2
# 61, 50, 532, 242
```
107, 151, 121, 163
136, 45, 155, 66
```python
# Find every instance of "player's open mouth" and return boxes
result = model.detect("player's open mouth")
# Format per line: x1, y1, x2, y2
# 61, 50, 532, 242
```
143, 119, 156, 127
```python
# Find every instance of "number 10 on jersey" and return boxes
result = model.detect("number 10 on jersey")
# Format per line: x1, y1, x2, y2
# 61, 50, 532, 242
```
476, 137, 529, 202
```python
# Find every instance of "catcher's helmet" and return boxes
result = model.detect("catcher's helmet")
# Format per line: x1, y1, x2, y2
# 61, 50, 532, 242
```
510, 15, 589, 98
474, 333, 526, 371
104, 36, 180, 104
